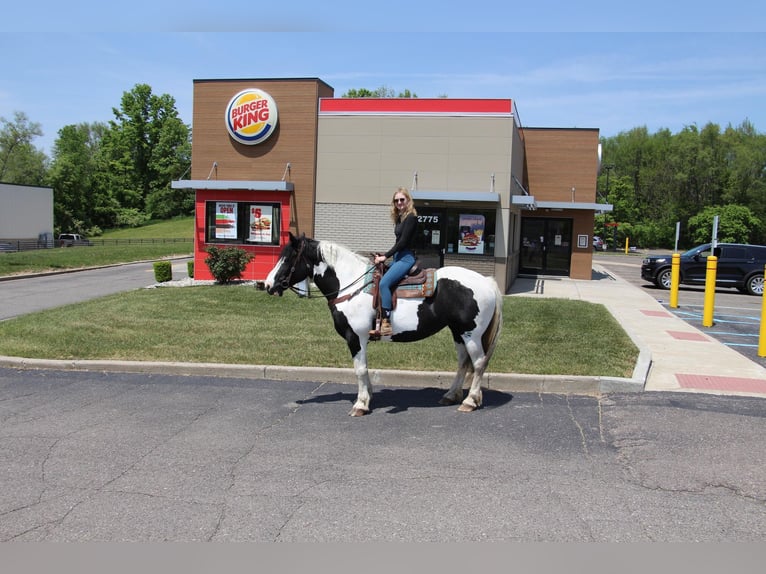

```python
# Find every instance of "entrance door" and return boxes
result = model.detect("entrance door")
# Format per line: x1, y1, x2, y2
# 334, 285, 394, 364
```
414, 209, 444, 268
520, 218, 572, 275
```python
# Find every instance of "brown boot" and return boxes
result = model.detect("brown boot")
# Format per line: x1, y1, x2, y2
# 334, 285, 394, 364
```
380, 318, 392, 337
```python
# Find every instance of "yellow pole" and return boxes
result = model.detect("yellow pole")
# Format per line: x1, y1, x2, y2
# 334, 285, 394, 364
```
702, 255, 717, 327
624, 237, 629, 254
759, 264, 766, 357
669, 253, 680, 308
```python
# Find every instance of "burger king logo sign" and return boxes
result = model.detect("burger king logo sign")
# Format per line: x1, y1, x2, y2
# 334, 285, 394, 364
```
225, 88, 278, 145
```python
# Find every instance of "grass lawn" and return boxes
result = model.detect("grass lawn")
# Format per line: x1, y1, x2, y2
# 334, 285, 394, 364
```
0, 287, 638, 378
0, 217, 194, 277
1, 216, 639, 377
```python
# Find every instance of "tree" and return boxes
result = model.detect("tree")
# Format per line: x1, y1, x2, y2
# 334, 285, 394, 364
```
47, 122, 117, 233
99, 84, 191, 221
342, 86, 418, 98
0, 111, 48, 185
600, 118, 766, 248
688, 204, 762, 245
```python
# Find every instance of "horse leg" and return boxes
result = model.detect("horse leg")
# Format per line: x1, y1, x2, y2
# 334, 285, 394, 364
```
349, 345, 372, 417
457, 339, 489, 412
439, 342, 472, 406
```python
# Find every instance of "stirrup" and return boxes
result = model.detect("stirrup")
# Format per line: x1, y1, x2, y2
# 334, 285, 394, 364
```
368, 318, 382, 341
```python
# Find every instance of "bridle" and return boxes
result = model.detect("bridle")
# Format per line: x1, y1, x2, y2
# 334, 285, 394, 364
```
279, 238, 374, 303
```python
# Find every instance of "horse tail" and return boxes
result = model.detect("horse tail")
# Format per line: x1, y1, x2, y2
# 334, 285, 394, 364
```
481, 277, 504, 359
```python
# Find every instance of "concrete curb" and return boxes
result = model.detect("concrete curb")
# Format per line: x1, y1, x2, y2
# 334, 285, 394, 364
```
0, 354, 648, 396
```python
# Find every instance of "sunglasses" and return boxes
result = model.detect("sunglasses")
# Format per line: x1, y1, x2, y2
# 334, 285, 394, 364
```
394, 198, 407, 203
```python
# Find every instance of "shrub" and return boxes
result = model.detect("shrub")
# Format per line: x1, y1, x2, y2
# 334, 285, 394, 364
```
153, 261, 173, 283
187, 260, 194, 278
204, 246, 254, 284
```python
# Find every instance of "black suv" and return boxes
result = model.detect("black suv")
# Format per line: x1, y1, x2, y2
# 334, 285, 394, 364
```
641, 243, 766, 296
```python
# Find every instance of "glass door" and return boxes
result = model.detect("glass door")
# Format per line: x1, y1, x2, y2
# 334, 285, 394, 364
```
520, 217, 572, 275
414, 209, 444, 268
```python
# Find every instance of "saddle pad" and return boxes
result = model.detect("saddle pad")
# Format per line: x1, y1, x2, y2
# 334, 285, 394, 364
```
364, 268, 436, 296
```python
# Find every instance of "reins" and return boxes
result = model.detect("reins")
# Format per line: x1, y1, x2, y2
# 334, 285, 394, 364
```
283, 240, 374, 304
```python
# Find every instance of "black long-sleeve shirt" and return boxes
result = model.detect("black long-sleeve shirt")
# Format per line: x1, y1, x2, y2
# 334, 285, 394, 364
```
384, 213, 417, 258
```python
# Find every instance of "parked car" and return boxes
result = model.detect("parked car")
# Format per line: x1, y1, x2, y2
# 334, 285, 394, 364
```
641, 243, 766, 295
592, 235, 605, 250
58, 233, 92, 247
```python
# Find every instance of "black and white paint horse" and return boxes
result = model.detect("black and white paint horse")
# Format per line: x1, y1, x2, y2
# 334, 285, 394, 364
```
265, 233, 503, 416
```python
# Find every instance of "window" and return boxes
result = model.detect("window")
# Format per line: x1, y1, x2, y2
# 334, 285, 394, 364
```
204, 201, 280, 245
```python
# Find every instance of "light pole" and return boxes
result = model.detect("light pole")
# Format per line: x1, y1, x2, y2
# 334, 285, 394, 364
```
602, 164, 614, 248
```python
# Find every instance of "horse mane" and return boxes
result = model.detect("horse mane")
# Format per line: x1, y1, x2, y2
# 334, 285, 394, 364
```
318, 240, 369, 269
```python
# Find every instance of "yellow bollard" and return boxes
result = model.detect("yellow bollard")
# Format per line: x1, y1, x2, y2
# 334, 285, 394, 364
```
702, 255, 717, 327
669, 253, 680, 308
624, 237, 629, 254
759, 264, 766, 357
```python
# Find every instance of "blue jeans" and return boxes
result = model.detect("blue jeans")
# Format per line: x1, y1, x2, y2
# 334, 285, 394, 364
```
379, 250, 416, 311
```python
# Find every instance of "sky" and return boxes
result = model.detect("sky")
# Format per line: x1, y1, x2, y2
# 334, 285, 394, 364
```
1, 2, 765, 157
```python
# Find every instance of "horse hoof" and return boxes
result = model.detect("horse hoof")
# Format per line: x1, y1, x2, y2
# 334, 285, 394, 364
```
457, 403, 477, 412
439, 396, 460, 406
349, 407, 369, 417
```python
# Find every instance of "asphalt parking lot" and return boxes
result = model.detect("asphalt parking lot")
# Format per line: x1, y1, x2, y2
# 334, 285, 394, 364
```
595, 252, 766, 368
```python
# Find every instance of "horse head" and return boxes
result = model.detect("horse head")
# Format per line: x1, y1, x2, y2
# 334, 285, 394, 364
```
265, 232, 315, 296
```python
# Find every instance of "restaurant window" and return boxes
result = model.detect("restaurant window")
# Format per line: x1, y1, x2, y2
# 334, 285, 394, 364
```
204, 201, 280, 245
444, 209, 496, 256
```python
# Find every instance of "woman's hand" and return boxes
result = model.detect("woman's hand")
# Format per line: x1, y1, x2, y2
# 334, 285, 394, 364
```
374, 254, 387, 264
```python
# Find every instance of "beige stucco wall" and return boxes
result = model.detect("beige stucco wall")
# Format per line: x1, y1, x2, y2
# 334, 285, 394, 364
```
316, 115, 515, 206
315, 112, 521, 290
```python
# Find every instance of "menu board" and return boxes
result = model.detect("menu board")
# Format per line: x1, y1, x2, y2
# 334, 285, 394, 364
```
248, 204, 273, 243
215, 202, 237, 239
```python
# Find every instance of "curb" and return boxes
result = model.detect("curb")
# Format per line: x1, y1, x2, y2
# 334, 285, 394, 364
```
0, 354, 648, 396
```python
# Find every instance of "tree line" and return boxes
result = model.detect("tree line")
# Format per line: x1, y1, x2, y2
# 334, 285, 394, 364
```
2, 83, 764, 248
597, 120, 766, 249
1, 84, 191, 236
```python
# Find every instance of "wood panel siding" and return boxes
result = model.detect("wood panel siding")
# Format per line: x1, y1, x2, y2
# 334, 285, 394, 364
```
522, 128, 599, 203
191, 78, 333, 237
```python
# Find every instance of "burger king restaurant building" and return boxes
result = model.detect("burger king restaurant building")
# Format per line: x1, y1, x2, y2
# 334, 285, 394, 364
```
172, 78, 612, 292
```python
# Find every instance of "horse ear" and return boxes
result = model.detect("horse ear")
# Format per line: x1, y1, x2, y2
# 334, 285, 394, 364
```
288, 232, 299, 246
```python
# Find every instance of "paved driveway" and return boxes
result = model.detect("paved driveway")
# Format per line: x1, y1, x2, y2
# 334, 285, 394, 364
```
2, 367, 765, 542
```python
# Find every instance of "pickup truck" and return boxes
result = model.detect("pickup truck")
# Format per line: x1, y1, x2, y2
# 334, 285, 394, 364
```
58, 233, 93, 247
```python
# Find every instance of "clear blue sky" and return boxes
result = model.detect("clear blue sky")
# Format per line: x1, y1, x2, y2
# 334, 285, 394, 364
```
2, 3, 765, 156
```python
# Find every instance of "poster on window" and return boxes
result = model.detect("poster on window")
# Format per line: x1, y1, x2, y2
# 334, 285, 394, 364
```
248, 204, 273, 243
215, 202, 238, 239
458, 214, 485, 254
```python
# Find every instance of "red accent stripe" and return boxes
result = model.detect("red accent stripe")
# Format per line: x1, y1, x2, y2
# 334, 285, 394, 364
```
641, 309, 672, 317
319, 98, 513, 115
677, 373, 766, 394
667, 330, 709, 341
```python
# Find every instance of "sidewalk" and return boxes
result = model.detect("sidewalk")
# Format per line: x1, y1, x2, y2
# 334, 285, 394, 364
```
508, 264, 766, 398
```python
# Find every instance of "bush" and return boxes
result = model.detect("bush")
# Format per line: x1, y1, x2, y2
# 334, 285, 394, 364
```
153, 261, 173, 283
187, 260, 194, 278
204, 246, 254, 284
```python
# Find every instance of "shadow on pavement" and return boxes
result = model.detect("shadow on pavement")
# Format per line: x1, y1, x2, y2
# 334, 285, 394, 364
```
297, 386, 514, 414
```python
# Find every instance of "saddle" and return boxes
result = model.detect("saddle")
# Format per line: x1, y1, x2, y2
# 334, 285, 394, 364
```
369, 260, 437, 311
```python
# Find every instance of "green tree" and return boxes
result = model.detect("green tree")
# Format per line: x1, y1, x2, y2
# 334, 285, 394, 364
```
100, 84, 191, 220
47, 122, 117, 233
0, 111, 48, 185
600, 118, 766, 248
688, 204, 762, 245
342, 86, 418, 98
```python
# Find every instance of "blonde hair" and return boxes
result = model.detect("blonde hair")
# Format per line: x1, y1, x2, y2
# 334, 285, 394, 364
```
388, 187, 418, 223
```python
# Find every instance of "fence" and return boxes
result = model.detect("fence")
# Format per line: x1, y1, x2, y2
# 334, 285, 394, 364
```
0, 238, 193, 252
